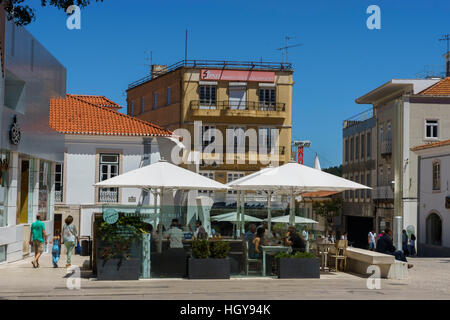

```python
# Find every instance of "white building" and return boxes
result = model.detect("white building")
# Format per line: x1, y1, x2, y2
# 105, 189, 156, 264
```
0, 15, 65, 263
49, 94, 178, 238
413, 139, 450, 257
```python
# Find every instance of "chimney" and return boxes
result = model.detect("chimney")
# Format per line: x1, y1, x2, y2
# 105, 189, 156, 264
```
151, 64, 168, 79
444, 52, 450, 77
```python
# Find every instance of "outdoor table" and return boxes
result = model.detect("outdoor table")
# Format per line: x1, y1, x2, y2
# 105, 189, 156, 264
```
316, 242, 335, 271
261, 246, 290, 277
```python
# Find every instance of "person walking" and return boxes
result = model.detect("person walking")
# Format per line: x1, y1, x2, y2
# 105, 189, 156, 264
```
408, 233, 417, 257
402, 229, 409, 256
368, 229, 377, 251
62, 216, 78, 268
50, 230, 61, 268
29, 214, 47, 268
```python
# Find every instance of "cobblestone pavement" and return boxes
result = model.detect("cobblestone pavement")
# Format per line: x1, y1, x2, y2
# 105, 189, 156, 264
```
0, 254, 449, 300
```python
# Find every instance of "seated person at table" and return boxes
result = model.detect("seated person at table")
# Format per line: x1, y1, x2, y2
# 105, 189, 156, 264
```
194, 220, 208, 239
166, 219, 184, 249
377, 228, 413, 269
249, 228, 265, 259
262, 222, 275, 245
244, 224, 257, 242
285, 226, 306, 254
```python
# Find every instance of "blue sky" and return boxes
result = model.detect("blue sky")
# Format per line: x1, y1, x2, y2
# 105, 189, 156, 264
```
25, 0, 450, 168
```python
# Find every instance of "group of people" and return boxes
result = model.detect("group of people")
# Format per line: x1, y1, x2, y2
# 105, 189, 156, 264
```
29, 214, 79, 269
164, 219, 208, 249
374, 228, 414, 269
244, 223, 306, 259
326, 231, 348, 243
368, 228, 416, 257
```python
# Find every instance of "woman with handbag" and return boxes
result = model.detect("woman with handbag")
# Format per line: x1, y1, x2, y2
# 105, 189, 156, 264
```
62, 215, 79, 268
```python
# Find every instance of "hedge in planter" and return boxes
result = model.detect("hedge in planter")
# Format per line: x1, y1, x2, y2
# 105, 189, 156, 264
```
96, 214, 149, 280
276, 252, 320, 279
188, 240, 231, 279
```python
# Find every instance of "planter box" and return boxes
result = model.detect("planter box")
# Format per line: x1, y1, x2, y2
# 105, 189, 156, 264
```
97, 258, 140, 281
278, 258, 320, 279
188, 258, 230, 279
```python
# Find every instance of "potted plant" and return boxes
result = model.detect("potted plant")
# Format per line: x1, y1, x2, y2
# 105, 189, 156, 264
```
188, 239, 231, 279
276, 252, 320, 279
96, 214, 148, 280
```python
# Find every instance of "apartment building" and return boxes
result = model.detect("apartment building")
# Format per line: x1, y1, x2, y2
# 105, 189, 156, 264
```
342, 108, 377, 246
0, 15, 66, 263
126, 60, 294, 205
355, 76, 450, 249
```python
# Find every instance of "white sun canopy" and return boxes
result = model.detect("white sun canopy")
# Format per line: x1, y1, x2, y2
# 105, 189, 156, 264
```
95, 160, 228, 191
211, 212, 263, 223
269, 215, 318, 225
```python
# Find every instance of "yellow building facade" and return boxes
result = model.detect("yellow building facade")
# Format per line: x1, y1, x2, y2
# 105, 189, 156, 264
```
126, 61, 294, 187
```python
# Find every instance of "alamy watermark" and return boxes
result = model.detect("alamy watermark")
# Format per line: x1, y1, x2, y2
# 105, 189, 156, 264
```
66, 5, 81, 30
366, 265, 381, 290
66, 265, 81, 290
366, 5, 381, 30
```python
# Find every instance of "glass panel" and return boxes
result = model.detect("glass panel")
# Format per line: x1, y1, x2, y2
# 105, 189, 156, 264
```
101, 155, 118, 163
0, 245, 6, 263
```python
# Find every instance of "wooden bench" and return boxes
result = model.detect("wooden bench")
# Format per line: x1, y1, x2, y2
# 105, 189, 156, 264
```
345, 247, 408, 280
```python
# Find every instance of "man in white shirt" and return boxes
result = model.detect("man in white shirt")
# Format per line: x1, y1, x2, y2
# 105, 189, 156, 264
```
166, 219, 184, 249
368, 229, 377, 251
302, 229, 309, 252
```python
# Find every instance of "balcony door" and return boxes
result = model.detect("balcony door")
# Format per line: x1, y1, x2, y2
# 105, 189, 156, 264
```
99, 154, 119, 203
229, 86, 246, 110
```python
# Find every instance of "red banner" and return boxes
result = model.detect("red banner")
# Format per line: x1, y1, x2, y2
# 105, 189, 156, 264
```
200, 69, 275, 82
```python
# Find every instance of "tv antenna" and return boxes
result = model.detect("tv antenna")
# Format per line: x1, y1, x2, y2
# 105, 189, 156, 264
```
439, 34, 450, 53
144, 51, 153, 74
277, 36, 303, 64
439, 34, 450, 77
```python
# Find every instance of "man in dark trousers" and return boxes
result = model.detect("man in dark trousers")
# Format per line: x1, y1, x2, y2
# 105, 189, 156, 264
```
377, 228, 413, 269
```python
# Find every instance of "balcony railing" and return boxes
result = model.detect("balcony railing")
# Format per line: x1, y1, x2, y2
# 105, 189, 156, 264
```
381, 140, 392, 155
55, 191, 63, 203
373, 186, 394, 200
99, 190, 118, 203
190, 100, 286, 112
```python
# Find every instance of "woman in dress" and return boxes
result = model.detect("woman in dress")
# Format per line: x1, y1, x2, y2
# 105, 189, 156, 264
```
62, 215, 79, 268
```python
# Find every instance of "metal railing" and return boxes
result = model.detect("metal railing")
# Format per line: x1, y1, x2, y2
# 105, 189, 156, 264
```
128, 59, 293, 89
55, 191, 63, 203
381, 140, 392, 155
190, 100, 286, 112
343, 108, 374, 129
99, 190, 118, 203
373, 186, 394, 200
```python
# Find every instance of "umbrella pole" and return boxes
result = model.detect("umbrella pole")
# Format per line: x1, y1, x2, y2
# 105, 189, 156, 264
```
267, 191, 272, 233
289, 188, 295, 227
153, 188, 158, 234
236, 190, 241, 238
241, 191, 245, 235
158, 188, 164, 253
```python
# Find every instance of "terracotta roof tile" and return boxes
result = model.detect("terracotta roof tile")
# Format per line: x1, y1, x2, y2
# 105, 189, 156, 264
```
419, 77, 450, 95
411, 139, 450, 151
49, 95, 173, 137
67, 94, 122, 110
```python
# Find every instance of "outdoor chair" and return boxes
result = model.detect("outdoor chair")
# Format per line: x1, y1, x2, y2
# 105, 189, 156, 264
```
243, 240, 262, 275
329, 240, 348, 272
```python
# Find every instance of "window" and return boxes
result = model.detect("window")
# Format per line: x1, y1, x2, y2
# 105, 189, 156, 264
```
355, 174, 359, 199
38, 161, 51, 221
350, 137, 354, 161
153, 93, 158, 110
366, 173, 371, 199
141, 97, 145, 114
425, 120, 439, 139
355, 136, 360, 161
259, 128, 277, 154
229, 86, 247, 110
258, 88, 276, 110
350, 175, 354, 199
129, 101, 134, 116
379, 127, 384, 145
199, 85, 217, 108
99, 154, 119, 203
367, 132, 371, 159
345, 139, 349, 163
379, 165, 384, 186
201, 126, 216, 152
360, 174, 365, 200
199, 172, 214, 195
0, 245, 6, 263
432, 161, 441, 191
387, 165, 391, 183
167, 87, 171, 106
227, 172, 245, 194
387, 123, 392, 143
426, 213, 442, 246
55, 164, 63, 203
361, 134, 365, 160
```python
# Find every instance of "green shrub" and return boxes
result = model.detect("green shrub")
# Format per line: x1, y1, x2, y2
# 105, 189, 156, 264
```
210, 241, 230, 259
275, 251, 317, 259
192, 239, 210, 259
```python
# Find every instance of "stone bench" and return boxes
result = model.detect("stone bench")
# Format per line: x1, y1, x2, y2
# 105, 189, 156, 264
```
346, 247, 408, 280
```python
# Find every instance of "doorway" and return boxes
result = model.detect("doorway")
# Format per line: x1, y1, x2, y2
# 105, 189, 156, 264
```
346, 216, 374, 249
229, 86, 246, 110
17, 159, 29, 225
54, 214, 62, 237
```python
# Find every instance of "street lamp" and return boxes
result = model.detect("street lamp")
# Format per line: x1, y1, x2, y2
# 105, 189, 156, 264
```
293, 140, 311, 164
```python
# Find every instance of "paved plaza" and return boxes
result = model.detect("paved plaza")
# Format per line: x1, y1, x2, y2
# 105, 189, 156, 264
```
0, 253, 449, 300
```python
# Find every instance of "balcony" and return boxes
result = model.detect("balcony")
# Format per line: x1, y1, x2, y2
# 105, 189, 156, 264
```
373, 186, 394, 200
381, 140, 392, 156
55, 191, 63, 203
99, 190, 118, 203
189, 100, 286, 119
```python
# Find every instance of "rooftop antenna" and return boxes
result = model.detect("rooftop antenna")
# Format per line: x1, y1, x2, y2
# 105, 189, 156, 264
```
185, 29, 188, 65
439, 34, 450, 77
144, 51, 153, 74
277, 36, 303, 64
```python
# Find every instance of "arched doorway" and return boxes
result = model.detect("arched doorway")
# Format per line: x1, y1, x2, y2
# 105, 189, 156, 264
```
426, 213, 442, 246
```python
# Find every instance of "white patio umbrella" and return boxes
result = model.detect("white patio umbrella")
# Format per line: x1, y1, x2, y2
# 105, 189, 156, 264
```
211, 212, 263, 223
269, 215, 318, 225
95, 160, 228, 252
227, 161, 370, 230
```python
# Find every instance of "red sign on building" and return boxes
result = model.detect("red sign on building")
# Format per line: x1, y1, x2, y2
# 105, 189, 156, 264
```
200, 69, 275, 83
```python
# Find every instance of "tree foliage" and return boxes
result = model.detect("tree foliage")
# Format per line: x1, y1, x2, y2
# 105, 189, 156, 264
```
312, 197, 342, 233
323, 165, 343, 177
0, 0, 104, 26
